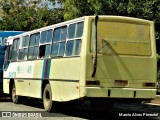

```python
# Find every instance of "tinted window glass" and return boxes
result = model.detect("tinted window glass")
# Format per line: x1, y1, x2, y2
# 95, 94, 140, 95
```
59, 42, 65, 56
24, 48, 28, 60
18, 49, 24, 60
22, 36, 29, 47
76, 22, 84, 38
66, 41, 74, 56
11, 50, 18, 61
25, 36, 29, 47
75, 39, 82, 55
53, 27, 67, 42
61, 27, 67, 41
41, 31, 47, 43
68, 24, 75, 39
33, 47, 38, 59
28, 47, 34, 59
53, 28, 61, 42
30, 34, 35, 46
13, 40, 17, 50
52, 26, 67, 57
65, 22, 83, 56
35, 33, 40, 45
52, 43, 59, 56
11, 38, 20, 61
45, 45, 51, 57
47, 30, 52, 43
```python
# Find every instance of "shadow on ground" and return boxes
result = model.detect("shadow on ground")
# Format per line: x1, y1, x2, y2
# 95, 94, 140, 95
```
0, 96, 159, 120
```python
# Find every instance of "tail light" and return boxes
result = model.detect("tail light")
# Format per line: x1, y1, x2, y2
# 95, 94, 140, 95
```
115, 80, 128, 86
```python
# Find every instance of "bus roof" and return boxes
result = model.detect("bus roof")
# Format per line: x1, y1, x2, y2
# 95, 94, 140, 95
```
5, 15, 153, 45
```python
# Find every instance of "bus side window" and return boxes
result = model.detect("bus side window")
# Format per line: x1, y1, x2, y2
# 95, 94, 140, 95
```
39, 30, 52, 58
4, 46, 11, 70
18, 36, 29, 60
28, 33, 40, 60
65, 22, 83, 56
11, 38, 20, 61
51, 26, 67, 57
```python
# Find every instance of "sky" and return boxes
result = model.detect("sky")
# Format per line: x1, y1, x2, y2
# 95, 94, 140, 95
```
43, 0, 61, 9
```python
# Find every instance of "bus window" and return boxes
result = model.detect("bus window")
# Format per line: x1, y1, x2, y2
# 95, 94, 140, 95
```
39, 44, 51, 58
41, 31, 47, 43
28, 33, 40, 60
22, 35, 29, 47
65, 22, 83, 56
18, 36, 29, 60
51, 26, 67, 57
39, 30, 52, 58
41, 30, 52, 43
11, 38, 20, 61
33, 47, 39, 59
18, 48, 28, 60
4, 45, 11, 70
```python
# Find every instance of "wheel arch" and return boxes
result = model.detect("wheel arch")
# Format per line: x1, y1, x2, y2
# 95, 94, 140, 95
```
9, 78, 14, 95
41, 80, 50, 98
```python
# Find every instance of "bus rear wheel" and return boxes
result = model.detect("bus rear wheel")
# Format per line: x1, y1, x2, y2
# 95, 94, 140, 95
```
11, 84, 20, 104
43, 84, 53, 112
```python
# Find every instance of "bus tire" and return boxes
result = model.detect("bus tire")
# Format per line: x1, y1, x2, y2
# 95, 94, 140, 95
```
43, 84, 53, 112
11, 84, 20, 104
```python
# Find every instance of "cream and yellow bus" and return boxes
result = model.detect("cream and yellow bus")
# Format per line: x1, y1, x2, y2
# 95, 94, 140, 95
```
3, 15, 157, 112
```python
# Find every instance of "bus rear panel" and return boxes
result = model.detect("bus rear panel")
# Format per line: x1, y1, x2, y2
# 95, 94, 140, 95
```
84, 16, 157, 100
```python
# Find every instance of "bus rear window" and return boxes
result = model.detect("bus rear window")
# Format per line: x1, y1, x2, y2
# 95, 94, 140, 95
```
91, 20, 151, 56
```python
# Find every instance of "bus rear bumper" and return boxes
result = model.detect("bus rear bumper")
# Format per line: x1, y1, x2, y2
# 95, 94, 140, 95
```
86, 87, 156, 99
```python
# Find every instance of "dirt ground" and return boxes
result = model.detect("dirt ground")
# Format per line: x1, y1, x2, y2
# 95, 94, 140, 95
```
150, 96, 160, 105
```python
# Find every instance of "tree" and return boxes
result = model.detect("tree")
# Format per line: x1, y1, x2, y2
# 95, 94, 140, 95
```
0, 0, 64, 31
62, 0, 160, 40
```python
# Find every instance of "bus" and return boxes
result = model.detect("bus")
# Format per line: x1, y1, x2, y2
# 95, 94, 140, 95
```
3, 16, 157, 112
0, 31, 23, 95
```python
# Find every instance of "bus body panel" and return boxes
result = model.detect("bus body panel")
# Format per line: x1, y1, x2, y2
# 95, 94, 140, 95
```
3, 61, 41, 98
86, 55, 156, 88
3, 57, 81, 101
49, 58, 81, 101
83, 16, 157, 99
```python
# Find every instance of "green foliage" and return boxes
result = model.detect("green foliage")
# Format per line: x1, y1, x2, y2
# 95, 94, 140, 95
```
0, 0, 160, 40
0, 0, 64, 31
63, 0, 160, 40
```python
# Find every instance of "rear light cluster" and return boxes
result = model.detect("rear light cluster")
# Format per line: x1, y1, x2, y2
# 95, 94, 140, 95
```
115, 80, 128, 86
86, 80, 156, 87
86, 80, 100, 85
142, 82, 156, 87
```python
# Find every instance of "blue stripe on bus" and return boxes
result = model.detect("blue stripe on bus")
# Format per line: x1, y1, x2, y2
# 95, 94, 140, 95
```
42, 59, 51, 79
41, 59, 51, 97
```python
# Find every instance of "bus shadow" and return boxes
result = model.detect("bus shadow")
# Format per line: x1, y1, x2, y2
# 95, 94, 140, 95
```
0, 97, 159, 120
53, 102, 159, 120
0, 94, 12, 102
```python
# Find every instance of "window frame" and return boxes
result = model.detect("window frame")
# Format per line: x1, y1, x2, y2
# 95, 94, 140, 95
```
51, 26, 67, 58
28, 32, 40, 60
18, 35, 30, 61
38, 29, 53, 59
65, 21, 84, 57
10, 38, 20, 61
